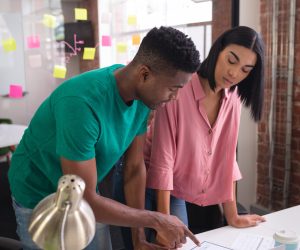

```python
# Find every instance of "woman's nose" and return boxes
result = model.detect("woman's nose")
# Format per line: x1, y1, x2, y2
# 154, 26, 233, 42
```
228, 67, 238, 79
170, 90, 179, 100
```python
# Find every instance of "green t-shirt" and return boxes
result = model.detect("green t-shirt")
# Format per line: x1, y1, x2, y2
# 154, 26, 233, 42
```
8, 64, 150, 208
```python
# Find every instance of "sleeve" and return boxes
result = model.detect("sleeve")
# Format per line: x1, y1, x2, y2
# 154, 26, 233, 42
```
54, 97, 100, 161
233, 160, 242, 181
233, 92, 242, 182
146, 102, 177, 190
136, 111, 149, 135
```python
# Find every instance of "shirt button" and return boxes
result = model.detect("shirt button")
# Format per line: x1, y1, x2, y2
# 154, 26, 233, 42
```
202, 189, 205, 193
208, 129, 212, 134
208, 150, 212, 155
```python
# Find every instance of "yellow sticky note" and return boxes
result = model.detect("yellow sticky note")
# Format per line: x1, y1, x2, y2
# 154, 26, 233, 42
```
43, 14, 56, 28
2, 38, 17, 52
83, 47, 96, 60
53, 65, 67, 79
132, 34, 141, 45
75, 8, 88, 21
127, 15, 137, 25
116, 43, 127, 53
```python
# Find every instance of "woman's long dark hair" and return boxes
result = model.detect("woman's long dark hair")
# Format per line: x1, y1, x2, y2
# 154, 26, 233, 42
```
198, 26, 265, 121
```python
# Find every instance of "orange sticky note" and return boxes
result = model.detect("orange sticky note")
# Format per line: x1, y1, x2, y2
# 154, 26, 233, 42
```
75, 8, 87, 21
127, 15, 137, 25
53, 65, 67, 79
116, 43, 127, 53
9, 84, 23, 98
83, 48, 96, 60
2, 38, 17, 52
132, 34, 141, 45
43, 14, 56, 28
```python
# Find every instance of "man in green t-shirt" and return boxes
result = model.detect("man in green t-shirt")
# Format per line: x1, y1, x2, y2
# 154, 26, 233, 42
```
9, 26, 200, 250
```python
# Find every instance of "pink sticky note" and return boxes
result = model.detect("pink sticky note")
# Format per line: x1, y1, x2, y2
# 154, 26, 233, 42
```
27, 35, 40, 49
9, 84, 23, 98
102, 36, 112, 46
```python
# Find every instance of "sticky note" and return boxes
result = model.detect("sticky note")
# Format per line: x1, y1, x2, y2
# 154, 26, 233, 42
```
9, 84, 23, 98
83, 47, 96, 60
132, 34, 141, 45
53, 65, 67, 79
102, 36, 112, 46
28, 54, 42, 68
127, 15, 137, 25
43, 14, 56, 28
2, 38, 17, 52
116, 43, 127, 53
27, 35, 40, 49
75, 8, 87, 20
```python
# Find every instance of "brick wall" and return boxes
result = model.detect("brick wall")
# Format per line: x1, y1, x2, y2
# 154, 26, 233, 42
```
257, 0, 300, 210
79, 0, 99, 72
212, 0, 232, 41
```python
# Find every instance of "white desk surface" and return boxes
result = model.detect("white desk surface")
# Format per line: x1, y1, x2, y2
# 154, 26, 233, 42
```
181, 205, 300, 249
0, 124, 27, 148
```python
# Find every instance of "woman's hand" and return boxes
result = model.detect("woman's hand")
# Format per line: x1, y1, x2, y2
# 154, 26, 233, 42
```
227, 214, 266, 228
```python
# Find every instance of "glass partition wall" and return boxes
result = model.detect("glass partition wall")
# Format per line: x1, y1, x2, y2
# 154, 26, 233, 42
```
99, 0, 212, 67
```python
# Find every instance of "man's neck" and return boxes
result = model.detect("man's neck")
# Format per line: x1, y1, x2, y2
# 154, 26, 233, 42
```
114, 66, 136, 104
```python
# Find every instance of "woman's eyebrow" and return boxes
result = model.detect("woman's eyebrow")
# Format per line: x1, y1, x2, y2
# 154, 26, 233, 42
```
230, 51, 255, 68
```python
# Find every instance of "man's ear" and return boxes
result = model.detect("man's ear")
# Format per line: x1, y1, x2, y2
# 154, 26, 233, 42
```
138, 65, 151, 82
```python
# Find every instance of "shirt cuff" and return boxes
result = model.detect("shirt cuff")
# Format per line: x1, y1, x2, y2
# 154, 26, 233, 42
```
146, 169, 173, 190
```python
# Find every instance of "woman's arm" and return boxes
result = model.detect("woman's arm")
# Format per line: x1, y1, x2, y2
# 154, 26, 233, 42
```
156, 189, 171, 215
222, 182, 265, 227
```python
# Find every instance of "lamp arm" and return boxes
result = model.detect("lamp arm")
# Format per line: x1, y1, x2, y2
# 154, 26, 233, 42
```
61, 201, 71, 250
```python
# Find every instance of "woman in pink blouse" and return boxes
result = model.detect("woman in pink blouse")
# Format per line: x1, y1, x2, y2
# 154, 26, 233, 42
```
144, 26, 266, 246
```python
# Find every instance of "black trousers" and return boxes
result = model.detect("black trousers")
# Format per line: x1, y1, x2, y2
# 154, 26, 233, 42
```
186, 202, 224, 234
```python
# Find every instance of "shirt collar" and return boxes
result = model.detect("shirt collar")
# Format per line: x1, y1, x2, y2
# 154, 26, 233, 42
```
191, 73, 229, 102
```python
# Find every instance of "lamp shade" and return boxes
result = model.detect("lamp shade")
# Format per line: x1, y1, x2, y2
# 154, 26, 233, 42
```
28, 175, 96, 250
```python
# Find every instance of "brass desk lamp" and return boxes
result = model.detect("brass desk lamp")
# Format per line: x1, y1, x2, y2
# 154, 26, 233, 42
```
28, 175, 96, 250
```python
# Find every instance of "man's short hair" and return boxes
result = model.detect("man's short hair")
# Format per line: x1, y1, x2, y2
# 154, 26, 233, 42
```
133, 26, 200, 74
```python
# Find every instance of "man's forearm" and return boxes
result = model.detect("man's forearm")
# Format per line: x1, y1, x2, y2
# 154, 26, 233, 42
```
123, 162, 146, 209
85, 189, 159, 228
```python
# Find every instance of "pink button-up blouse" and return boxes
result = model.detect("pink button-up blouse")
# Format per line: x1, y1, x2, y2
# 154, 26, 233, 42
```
145, 73, 242, 206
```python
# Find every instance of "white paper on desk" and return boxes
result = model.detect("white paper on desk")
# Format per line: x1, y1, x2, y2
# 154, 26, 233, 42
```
231, 233, 275, 250
191, 241, 233, 249
269, 245, 284, 250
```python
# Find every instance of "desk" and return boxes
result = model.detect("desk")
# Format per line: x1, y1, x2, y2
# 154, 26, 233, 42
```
181, 205, 300, 249
0, 124, 27, 148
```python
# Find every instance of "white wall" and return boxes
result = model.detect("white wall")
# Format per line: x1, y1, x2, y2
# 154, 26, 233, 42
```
237, 0, 260, 210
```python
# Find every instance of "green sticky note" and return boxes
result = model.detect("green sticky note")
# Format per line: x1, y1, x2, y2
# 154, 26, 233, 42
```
53, 65, 67, 79
43, 14, 56, 28
83, 47, 96, 60
75, 8, 88, 20
2, 38, 17, 52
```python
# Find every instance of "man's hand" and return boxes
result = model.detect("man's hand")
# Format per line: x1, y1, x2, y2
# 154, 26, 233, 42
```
154, 213, 200, 249
132, 228, 169, 250
134, 238, 169, 250
227, 214, 266, 228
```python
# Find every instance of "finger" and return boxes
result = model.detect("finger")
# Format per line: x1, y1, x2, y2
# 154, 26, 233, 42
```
176, 242, 183, 248
184, 227, 200, 246
146, 242, 169, 250
255, 215, 266, 222
251, 214, 266, 223
180, 236, 187, 244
